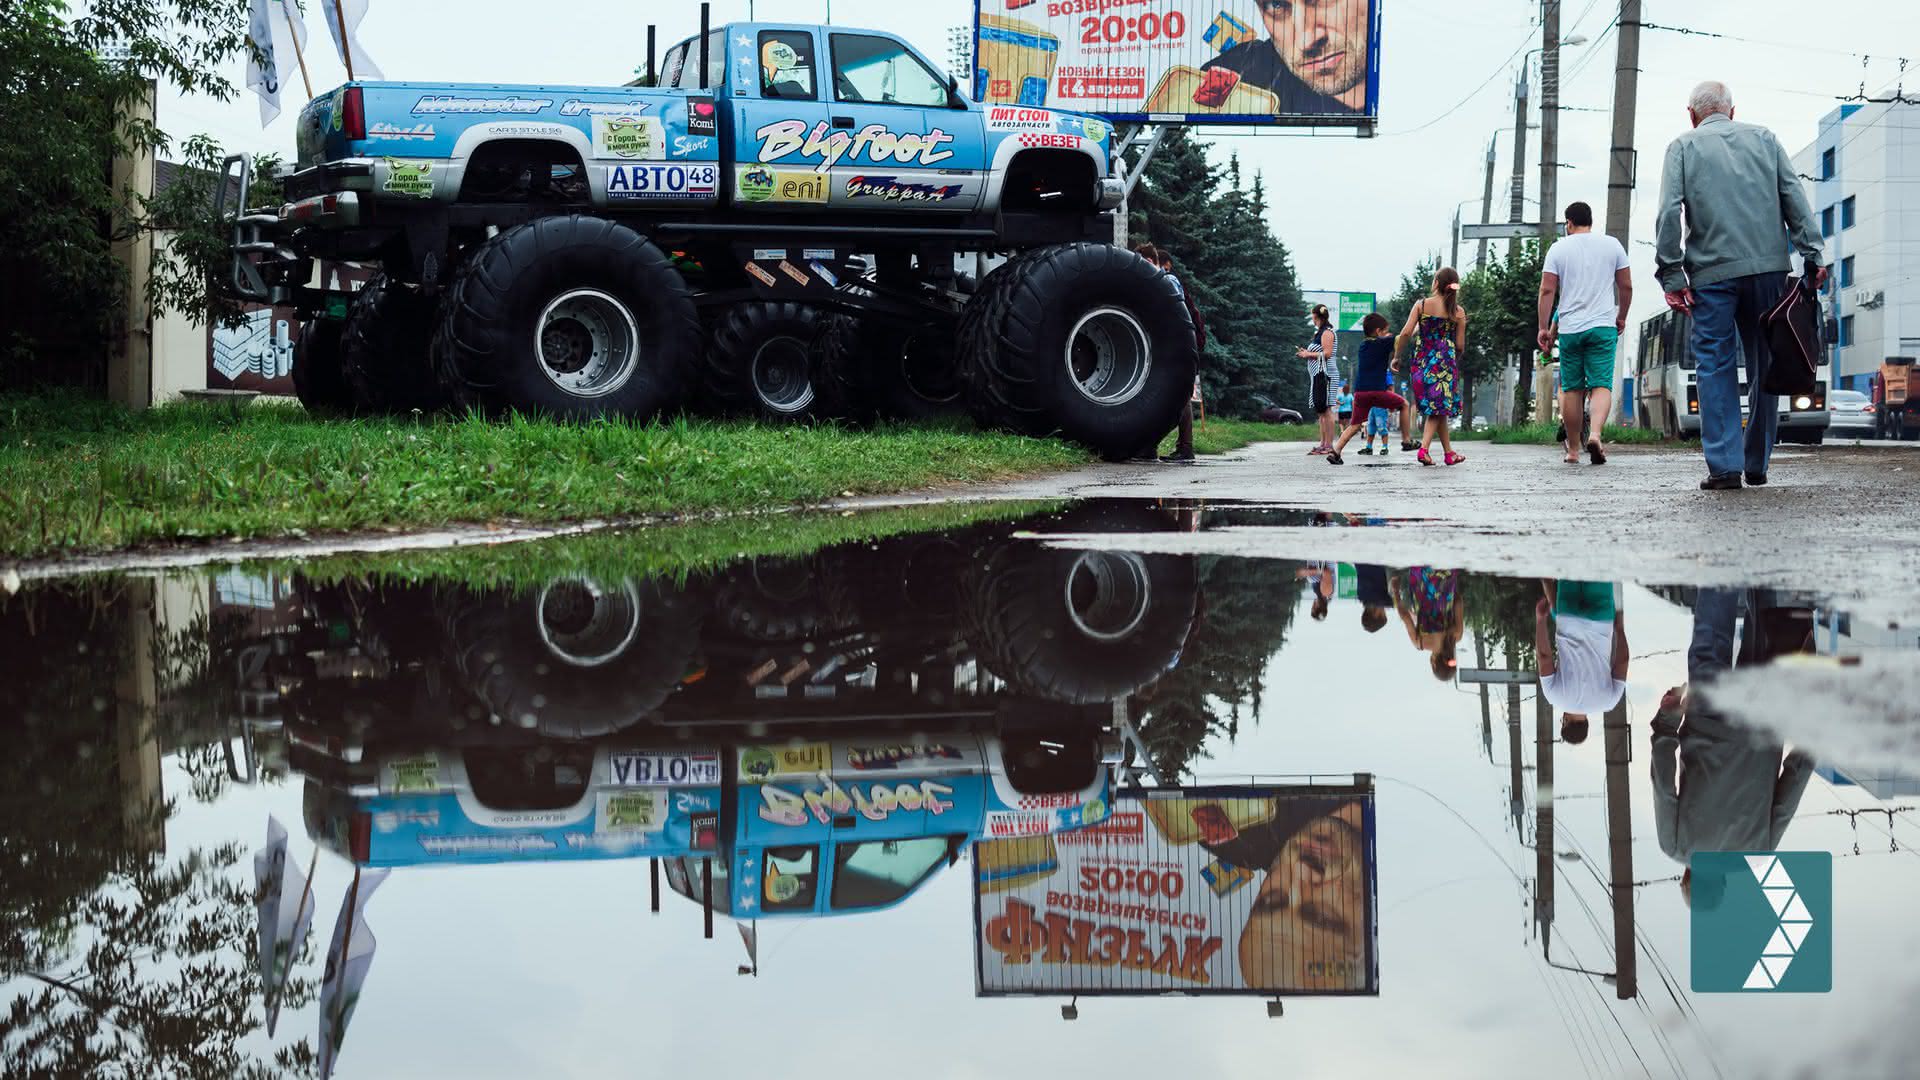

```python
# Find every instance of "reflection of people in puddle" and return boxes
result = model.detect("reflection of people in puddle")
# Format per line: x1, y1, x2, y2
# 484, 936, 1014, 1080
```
1652, 588, 1816, 908
1535, 580, 1628, 745
1298, 563, 1335, 621
1391, 567, 1466, 680
1356, 563, 1392, 635
1203, 800, 1369, 991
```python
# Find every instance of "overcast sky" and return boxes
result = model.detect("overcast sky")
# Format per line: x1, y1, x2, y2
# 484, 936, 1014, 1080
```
161, 0, 1920, 338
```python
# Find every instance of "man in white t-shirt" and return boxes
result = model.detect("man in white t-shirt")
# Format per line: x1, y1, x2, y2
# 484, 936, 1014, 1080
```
1535, 579, 1628, 746
1537, 201, 1633, 465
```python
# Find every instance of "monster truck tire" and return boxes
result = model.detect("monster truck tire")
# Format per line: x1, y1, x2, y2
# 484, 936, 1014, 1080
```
818, 276, 976, 422
342, 274, 451, 414
964, 523, 1197, 705
963, 243, 1196, 459
702, 301, 835, 421
292, 317, 354, 416
710, 554, 856, 643
433, 215, 698, 420
442, 576, 702, 740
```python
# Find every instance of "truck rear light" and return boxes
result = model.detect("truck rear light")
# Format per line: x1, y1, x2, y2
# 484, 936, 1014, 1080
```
341, 86, 366, 141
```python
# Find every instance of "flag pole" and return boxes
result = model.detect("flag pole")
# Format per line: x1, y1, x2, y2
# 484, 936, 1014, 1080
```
331, 0, 355, 81
269, 845, 319, 1020
280, 0, 313, 99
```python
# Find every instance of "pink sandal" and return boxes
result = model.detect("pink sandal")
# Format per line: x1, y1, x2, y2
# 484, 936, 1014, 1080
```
1417, 447, 1435, 466
1445, 451, 1466, 466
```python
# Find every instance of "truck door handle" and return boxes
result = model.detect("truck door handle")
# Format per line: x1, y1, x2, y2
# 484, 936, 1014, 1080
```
833, 816, 857, 829
831, 116, 855, 129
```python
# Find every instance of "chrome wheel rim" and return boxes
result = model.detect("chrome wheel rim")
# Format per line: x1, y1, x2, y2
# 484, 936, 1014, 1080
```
535, 289, 640, 399
1065, 306, 1152, 406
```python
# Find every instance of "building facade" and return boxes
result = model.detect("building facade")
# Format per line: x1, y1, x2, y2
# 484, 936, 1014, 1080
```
1791, 102, 1920, 391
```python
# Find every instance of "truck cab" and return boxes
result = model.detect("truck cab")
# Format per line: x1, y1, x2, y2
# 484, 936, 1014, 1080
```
301, 731, 1113, 921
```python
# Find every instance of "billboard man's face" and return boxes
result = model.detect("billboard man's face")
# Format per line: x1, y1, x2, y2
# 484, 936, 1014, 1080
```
1239, 801, 1367, 990
1259, 0, 1368, 103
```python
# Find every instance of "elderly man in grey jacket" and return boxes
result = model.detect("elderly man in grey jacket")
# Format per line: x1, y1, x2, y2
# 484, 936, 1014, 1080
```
1654, 81, 1828, 490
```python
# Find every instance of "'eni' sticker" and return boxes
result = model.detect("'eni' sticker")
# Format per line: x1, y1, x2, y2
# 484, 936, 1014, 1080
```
745, 262, 777, 287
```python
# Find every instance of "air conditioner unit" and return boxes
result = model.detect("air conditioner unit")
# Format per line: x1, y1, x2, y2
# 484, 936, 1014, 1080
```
1855, 288, 1885, 309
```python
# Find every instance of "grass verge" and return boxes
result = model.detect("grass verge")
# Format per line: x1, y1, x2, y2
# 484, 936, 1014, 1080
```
1162, 417, 1319, 455
0, 394, 1090, 560
286, 498, 1063, 592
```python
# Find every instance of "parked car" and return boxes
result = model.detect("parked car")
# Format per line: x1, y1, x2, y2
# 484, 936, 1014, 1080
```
1828, 389, 1877, 439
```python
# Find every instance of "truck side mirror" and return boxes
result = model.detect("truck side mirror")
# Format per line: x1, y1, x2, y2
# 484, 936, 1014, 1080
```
945, 72, 964, 108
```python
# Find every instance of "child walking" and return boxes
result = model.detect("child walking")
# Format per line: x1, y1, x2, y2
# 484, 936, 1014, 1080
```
1395, 267, 1470, 466
1359, 401, 1392, 455
1325, 313, 1416, 465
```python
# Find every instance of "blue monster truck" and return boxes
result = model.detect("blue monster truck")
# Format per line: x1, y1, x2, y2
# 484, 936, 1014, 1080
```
217, 15, 1196, 459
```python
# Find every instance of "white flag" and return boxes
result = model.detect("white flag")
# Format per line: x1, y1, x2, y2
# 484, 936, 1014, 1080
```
321, 0, 384, 81
252, 815, 317, 1038
317, 867, 389, 1080
244, 0, 311, 125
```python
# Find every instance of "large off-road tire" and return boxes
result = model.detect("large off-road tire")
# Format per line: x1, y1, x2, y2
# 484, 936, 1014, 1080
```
817, 276, 976, 422
962, 243, 1196, 459
292, 317, 354, 416
709, 554, 856, 643
433, 215, 699, 420
964, 505, 1198, 704
442, 576, 703, 739
701, 301, 834, 421
342, 274, 452, 415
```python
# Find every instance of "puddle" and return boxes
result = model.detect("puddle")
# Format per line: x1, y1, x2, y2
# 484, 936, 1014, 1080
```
4, 500, 1917, 1078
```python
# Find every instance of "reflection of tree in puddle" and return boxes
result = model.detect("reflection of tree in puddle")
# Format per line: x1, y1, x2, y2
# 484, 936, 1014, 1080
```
1, 583, 313, 1077
1133, 549, 1305, 780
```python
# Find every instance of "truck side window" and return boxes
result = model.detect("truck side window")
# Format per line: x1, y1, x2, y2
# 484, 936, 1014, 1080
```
762, 846, 819, 910
659, 42, 688, 89
670, 30, 726, 90
830, 34, 951, 108
830, 837, 953, 910
758, 30, 817, 100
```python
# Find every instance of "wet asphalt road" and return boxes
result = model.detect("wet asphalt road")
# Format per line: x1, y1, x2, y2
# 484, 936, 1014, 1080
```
964, 439, 1920, 623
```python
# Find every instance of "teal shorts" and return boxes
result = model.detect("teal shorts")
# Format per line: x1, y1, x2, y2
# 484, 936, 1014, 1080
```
1555, 580, 1617, 622
1558, 327, 1617, 390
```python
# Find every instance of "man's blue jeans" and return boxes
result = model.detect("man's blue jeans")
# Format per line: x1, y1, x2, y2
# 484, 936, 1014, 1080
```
1689, 273, 1787, 478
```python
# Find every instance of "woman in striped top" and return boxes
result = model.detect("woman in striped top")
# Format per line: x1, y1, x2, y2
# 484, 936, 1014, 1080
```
1297, 304, 1340, 454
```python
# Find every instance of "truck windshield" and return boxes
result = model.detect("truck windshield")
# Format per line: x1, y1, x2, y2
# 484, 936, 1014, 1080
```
830, 837, 952, 910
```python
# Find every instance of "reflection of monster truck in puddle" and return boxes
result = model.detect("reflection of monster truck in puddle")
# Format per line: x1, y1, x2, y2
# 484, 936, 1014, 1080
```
218, 17, 1195, 457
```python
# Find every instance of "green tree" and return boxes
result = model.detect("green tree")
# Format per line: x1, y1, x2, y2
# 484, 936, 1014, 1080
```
0, 0, 257, 391
1461, 241, 1546, 424
1128, 132, 1306, 418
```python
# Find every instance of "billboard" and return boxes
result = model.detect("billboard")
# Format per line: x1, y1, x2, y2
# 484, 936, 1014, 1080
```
1303, 290, 1377, 333
974, 781, 1378, 996
973, 1, 1382, 126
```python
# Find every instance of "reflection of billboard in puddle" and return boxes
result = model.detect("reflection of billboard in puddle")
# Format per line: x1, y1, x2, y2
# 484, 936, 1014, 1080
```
974, 781, 1378, 996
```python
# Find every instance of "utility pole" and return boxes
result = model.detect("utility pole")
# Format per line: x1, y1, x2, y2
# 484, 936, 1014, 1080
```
1477, 133, 1498, 269
1603, 699, 1639, 999
1604, 0, 1643, 246
1451, 205, 1462, 271
1508, 62, 1530, 252
1538, 0, 1562, 255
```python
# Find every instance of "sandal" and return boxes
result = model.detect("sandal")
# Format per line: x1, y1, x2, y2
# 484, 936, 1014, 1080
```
1309, 445, 1328, 455
1445, 451, 1466, 466
1417, 447, 1435, 466
1326, 449, 1344, 465
1587, 440, 1607, 465
1400, 440, 1418, 452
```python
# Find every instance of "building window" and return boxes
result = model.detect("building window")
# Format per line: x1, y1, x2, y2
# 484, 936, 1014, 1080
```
1841, 255, 1855, 287
1842, 196, 1857, 229
1821, 148, 1835, 179
1839, 314, 1855, 347
1821, 207, 1834, 237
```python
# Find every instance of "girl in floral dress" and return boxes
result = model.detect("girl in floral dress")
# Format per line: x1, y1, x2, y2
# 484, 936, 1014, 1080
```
1395, 267, 1470, 466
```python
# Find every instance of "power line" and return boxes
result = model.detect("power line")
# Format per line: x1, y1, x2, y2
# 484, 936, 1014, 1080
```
1628, 20, 1917, 71
1376, 27, 1540, 137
